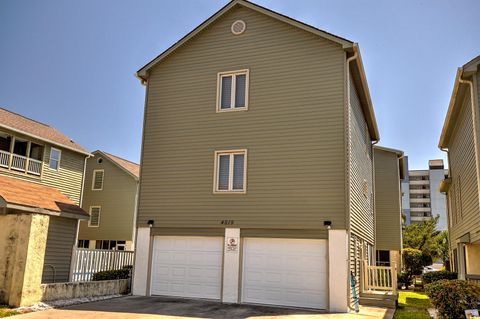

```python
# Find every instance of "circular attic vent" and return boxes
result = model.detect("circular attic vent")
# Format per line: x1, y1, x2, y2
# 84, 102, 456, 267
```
231, 20, 246, 35
97, 157, 103, 164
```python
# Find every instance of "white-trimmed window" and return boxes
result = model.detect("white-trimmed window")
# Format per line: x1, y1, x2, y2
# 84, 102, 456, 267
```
92, 169, 104, 190
88, 206, 101, 227
48, 147, 61, 170
217, 69, 249, 112
214, 149, 247, 193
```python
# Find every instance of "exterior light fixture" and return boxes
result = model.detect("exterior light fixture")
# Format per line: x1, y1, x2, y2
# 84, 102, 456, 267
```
323, 220, 332, 230
147, 220, 154, 228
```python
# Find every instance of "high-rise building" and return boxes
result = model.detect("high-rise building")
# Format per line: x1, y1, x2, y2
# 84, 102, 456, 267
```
401, 158, 448, 230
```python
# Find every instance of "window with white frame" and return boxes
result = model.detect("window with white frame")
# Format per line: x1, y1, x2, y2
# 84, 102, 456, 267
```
49, 147, 61, 170
92, 169, 104, 190
89, 206, 101, 227
217, 70, 249, 112
214, 149, 247, 193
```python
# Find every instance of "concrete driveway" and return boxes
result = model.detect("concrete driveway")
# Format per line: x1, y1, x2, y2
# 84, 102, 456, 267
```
14, 296, 394, 319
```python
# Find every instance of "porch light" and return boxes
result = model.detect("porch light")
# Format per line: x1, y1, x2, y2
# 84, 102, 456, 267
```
323, 220, 332, 229
147, 220, 154, 227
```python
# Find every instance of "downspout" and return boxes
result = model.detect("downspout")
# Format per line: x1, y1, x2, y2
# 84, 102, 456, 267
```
69, 154, 90, 281
371, 140, 379, 267
345, 49, 358, 310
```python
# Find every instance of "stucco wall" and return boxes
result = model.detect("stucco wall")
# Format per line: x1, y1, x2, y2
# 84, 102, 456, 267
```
0, 213, 49, 307
40, 279, 129, 301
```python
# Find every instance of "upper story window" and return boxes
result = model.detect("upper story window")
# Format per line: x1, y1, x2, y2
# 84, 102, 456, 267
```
88, 206, 101, 227
217, 69, 249, 112
0, 132, 44, 176
92, 169, 104, 190
214, 149, 247, 193
49, 147, 61, 170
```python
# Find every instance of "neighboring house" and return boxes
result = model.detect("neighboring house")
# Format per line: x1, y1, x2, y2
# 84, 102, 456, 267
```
400, 156, 411, 224
404, 160, 448, 228
78, 150, 140, 251
373, 146, 405, 268
439, 55, 480, 281
132, 0, 384, 312
0, 107, 90, 307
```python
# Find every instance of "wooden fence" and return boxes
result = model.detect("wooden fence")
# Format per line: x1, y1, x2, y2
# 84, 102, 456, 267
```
71, 248, 134, 282
363, 260, 397, 294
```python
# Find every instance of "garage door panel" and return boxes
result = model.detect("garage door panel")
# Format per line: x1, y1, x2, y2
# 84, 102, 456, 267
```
242, 238, 328, 309
151, 236, 223, 300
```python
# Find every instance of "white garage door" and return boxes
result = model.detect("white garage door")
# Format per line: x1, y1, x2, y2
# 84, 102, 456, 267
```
242, 238, 328, 309
150, 236, 223, 300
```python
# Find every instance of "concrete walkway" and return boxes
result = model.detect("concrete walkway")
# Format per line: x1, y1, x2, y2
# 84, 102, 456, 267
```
14, 296, 394, 319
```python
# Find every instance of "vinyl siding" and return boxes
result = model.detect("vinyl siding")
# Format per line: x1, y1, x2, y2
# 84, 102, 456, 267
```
348, 72, 374, 244
374, 148, 402, 251
79, 153, 138, 241
42, 146, 85, 205
42, 216, 77, 283
448, 87, 480, 248
0, 130, 86, 204
138, 5, 347, 233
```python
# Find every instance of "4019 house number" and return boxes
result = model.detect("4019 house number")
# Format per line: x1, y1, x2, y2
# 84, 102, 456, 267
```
221, 220, 234, 225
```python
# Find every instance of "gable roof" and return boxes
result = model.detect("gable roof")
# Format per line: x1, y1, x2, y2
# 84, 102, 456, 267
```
135, 0, 379, 141
94, 150, 140, 180
0, 107, 90, 156
136, 0, 353, 81
439, 55, 480, 148
0, 175, 89, 219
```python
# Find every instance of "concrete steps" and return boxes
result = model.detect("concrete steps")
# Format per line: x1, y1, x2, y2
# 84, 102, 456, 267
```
359, 292, 397, 309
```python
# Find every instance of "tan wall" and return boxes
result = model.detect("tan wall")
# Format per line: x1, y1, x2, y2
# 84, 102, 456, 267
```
374, 148, 402, 251
466, 243, 480, 275
0, 213, 50, 307
0, 128, 86, 205
348, 71, 374, 245
79, 153, 138, 241
447, 86, 480, 249
139, 5, 348, 233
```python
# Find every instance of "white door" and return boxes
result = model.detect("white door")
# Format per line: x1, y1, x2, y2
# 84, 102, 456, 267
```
242, 238, 328, 309
150, 236, 223, 300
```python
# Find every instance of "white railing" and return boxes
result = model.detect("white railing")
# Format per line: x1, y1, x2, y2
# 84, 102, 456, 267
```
71, 248, 134, 282
11, 154, 27, 171
363, 260, 397, 294
27, 158, 42, 175
0, 150, 42, 175
0, 150, 9, 168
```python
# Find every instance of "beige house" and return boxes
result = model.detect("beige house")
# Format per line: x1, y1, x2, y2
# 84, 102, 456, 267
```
0, 107, 90, 306
78, 150, 139, 251
132, 0, 390, 312
439, 55, 480, 281
373, 146, 405, 268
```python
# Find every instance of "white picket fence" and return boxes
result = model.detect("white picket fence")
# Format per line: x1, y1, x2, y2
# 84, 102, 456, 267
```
71, 248, 134, 282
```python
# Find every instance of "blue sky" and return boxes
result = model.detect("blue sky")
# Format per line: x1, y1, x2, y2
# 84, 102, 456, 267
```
1, 0, 479, 169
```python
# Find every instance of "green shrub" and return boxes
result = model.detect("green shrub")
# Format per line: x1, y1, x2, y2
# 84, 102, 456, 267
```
423, 271, 457, 284
403, 248, 426, 286
425, 279, 480, 319
92, 267, 131, 281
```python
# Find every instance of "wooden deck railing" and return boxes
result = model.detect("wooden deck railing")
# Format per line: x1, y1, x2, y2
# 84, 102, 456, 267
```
363, 260, 397, 294
0, 150, 42, 175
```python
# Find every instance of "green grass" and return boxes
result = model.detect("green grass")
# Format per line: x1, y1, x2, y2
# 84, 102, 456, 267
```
394, 291, 431, 319
0, 306, 18, 318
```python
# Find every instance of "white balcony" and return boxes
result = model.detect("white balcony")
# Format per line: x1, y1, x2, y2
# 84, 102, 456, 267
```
410, 198, 430, 203
0, 150, 42, 176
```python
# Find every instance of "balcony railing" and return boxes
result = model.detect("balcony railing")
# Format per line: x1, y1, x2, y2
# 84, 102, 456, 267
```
0, 150, 42, 176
